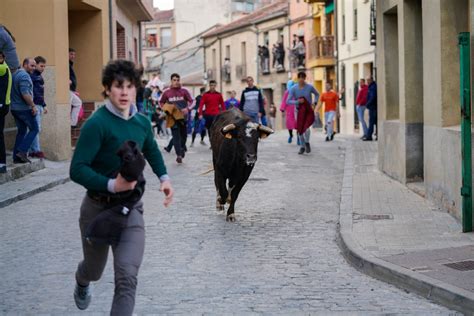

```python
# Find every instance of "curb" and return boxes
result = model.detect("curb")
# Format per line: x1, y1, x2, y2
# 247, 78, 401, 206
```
337, 142, 474, 315
0, 177, 70, 209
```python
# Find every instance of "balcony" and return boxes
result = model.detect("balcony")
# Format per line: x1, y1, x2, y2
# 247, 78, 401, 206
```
308, 35, 336, 68
206, 68, 216, 81
236, 64, 247, 81
222, 64, 231, 83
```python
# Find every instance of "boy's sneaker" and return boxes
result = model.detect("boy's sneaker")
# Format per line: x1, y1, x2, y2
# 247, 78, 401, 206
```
164, 146, 171, 153
287, 136, 293, 144
200, 140, 206, 145
176, 156, 183, 163
74, 282, 91, 310
305, 143, 311, 153
35, 151, 45, 159
15, 152, 31, 163
325, 136, 330, 142
298, 147, 305, 155
330, 132, 335, 141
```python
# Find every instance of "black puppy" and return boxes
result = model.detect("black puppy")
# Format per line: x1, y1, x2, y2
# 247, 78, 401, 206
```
85, 140, 146, 245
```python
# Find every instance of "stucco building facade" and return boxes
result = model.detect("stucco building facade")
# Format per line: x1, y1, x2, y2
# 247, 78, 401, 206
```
202, 1, 289, 130
1, 0, 153, 160
337, 0, 375, 135
376, 0, 471, 221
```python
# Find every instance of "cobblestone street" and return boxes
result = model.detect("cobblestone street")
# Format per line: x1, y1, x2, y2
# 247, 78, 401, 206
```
0, 132, 454, 314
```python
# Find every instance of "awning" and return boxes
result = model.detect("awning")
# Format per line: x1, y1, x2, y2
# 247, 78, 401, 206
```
325, 2, 334, 15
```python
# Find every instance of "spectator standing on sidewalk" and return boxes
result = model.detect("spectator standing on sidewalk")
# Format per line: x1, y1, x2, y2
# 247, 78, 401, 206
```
0, 51, 12, 173
363, 77, 377, 141
10, 58, 38, 163
268, 102, 277, 130
239, 76, 264, 123
69, 48, 83, 127
316, 83, 340, 142
29, 55, 48, 159
286, 72, 319, 154
355, 78, 368, 139
0, 25, 19, 72
70, 59, 174, 314
198, 80, 225, 139
159, 73, 193, 164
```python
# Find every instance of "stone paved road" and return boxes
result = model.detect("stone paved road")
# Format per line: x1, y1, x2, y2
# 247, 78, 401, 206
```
0, 132, 455, 315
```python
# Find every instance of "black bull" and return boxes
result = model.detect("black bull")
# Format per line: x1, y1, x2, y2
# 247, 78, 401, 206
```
210, 109, 273, 221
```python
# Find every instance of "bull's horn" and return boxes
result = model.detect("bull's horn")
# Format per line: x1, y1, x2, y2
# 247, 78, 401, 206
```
258, 125, 274, 134
222, 124, 236, 133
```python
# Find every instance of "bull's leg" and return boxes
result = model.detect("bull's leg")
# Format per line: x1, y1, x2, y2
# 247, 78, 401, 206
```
214, 172, 227, 211
226, 168, 253, 222
226, 184, 235, 204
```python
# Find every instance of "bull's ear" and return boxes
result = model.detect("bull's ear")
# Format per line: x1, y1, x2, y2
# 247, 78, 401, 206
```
258, 125, 274, 139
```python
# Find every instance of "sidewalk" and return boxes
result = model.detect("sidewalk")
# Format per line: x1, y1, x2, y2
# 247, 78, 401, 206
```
338, 138, 474, 314
0, 159, 70, 208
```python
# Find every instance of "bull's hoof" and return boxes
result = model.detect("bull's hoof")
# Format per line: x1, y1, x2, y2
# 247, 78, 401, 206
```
226, 214, 236, 222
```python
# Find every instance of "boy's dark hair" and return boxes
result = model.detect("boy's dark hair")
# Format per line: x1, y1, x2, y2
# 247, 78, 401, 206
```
101, 59, 141, 97
170, 73, 180, 80
200, 87, 206, 93
69, 48, 76, 53
209, 80, 217, 85
0, 51, 5, 59
142, 80, 148, 85
297, 71, 306, 79
34, 56, 46, 64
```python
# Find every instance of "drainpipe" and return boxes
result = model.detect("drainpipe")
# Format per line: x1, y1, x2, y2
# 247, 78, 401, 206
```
109, 0, 113, 59
219, 37, 223, 90
254, 23, 260, 84
458, 32, 472, 233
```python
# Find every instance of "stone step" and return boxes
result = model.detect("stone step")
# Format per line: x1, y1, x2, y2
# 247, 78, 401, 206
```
0, 160, 70, 209
0, 154, 45, 185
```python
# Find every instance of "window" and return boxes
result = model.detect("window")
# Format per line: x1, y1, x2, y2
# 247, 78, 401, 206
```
263, 32, 269, 46
241, 42, 246, 65
225, 45, 231, 59
353, 4, 358, 38
145, 28, 157, 48
212, 48, 217, 69
160, 27, 172, 49
341, 0, 346, 43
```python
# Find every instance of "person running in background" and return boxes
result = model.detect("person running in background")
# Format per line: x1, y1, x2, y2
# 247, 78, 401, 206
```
191, 86, 206, 146
286, 72, 319, 154
224, 90, 239, 109
159, 73, 193, 164
280, 80, 297, 144
268, 102, 276, 130
198, 80, 225, 139
239, 76, 264, 123
315, 83, 340, 142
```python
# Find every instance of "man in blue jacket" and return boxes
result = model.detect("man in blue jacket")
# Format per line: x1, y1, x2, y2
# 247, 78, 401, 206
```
363, 77, 377, 141
10, 58, 38, 163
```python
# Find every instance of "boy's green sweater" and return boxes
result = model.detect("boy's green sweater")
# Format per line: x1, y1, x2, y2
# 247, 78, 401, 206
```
70, 106, 167, 193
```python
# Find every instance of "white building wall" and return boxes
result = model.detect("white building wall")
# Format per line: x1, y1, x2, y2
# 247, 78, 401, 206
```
337, 0, 375, 135
174, 0, 232, 44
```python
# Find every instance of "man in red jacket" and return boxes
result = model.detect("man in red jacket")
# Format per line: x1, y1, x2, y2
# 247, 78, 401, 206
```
198, 80, 225, 138
355, 78, 368, 139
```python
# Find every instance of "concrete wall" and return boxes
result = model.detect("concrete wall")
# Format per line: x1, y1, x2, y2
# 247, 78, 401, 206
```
377, 0, 471, 220
113, 1, 140, 62
1, 0, 73, 160
174, 0, 231, 44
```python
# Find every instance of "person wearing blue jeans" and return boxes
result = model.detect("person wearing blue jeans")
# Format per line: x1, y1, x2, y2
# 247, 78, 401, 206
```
29, 56, 48, 158
363, 77, 377, 141
10, 57, 38, 163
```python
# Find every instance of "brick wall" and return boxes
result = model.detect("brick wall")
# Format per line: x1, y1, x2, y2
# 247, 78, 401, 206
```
117, 23, 126, 59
